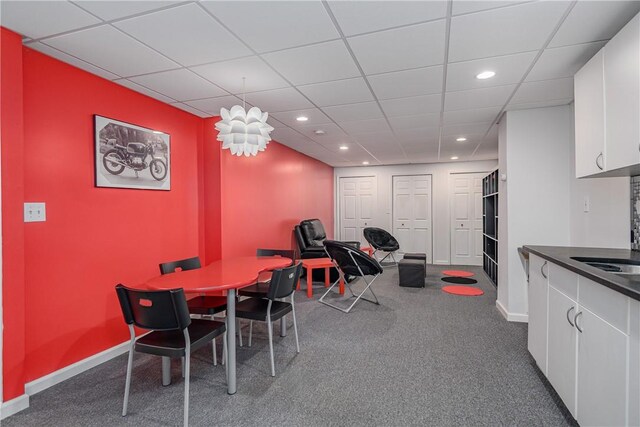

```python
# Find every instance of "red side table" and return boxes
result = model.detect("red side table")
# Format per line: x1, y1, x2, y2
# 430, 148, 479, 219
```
361, 246, 374, 257
297, 258, 344, 298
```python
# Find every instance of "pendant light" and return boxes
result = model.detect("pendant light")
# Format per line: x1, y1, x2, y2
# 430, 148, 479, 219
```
215, 77, 274, 156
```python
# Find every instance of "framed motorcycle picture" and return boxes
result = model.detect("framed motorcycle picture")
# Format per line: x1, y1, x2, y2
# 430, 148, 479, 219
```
94, 115, 170, 191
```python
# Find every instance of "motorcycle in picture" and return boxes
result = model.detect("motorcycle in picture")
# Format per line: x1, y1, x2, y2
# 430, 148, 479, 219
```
102, 140, 167, 181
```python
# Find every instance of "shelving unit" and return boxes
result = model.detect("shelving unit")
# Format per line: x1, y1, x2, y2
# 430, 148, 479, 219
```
482, 169, 499, 286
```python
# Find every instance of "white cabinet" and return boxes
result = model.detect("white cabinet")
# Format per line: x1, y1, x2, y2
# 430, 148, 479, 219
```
547, 285, 578, 417
527, 255, 549, 373
575, 49, 606, 177
604, 14, 640, 172
576, 307, 628, 427
574, 13, 640, 177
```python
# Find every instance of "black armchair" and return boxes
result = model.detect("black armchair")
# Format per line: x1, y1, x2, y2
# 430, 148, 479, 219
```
363, 227, 400, 266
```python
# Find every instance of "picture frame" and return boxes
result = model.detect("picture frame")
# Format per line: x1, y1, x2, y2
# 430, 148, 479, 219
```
94, 115, 171, 191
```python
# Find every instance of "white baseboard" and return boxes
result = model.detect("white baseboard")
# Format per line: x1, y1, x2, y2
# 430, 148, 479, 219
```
496, 300, 529, 323
25, 340, 130, 396
434, 260, 449, 265
1, 394, 29, 420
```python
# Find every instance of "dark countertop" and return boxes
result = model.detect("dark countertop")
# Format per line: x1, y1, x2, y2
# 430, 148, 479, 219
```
523, 245, 640, 301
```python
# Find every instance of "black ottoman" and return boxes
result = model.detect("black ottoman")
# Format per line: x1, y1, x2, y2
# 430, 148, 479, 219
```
404, 253, 427, 275
398, 259, 425, 288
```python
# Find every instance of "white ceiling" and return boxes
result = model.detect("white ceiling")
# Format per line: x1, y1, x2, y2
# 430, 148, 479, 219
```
2, 0, 640, 167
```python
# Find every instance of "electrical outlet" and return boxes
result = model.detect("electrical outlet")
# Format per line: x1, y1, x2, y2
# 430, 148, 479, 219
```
24, 202, 46, 222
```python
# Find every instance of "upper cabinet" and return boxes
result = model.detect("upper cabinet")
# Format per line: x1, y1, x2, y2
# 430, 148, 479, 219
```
575, 13, 640, 178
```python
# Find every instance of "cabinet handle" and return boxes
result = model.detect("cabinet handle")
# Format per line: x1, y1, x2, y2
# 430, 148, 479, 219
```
574, 311, 583, 333
595, 152, 604, 170
566, 306, 575, 327
540, 261, 548, 279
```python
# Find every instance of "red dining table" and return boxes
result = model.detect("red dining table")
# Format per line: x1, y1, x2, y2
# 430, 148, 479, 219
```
145, 256, 292, 395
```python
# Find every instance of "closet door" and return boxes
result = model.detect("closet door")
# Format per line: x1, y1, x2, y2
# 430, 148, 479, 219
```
450, 173, 485, 265
339, 176, 377, 245
392, 175, 432, 262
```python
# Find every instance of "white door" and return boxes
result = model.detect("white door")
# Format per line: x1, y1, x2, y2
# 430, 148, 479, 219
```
339, 176, 377, 246
450, 173, 484, 265
528, 255, 549, 374
547, 285, 578, 417
392, 175, 432, 263
576, 307, 628, 427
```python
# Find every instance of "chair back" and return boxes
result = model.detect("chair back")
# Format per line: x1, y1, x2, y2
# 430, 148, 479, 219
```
159, 256, 201, 275
324, 240, 383, 277
115, 284, 191, 331
300, 219, 327, 248
266, 263, 303, 300
256, 248, 295, 259
363, 227, 398, 249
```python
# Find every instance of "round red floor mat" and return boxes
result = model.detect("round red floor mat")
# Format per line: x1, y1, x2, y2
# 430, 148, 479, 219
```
442, 285, 484, 296
442, 270, 475, 277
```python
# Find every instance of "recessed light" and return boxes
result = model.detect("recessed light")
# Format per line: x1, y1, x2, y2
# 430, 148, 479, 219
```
456, 137, 467, 142
296, 116, 308, 122
450, 156, 459, 160
362, 161, 370, 165
476, 71, 496, 80
314, 130, 325, 135
339, 145, 349, 150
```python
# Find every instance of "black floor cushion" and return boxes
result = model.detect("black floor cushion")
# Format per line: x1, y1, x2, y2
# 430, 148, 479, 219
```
441, 277, 478, 285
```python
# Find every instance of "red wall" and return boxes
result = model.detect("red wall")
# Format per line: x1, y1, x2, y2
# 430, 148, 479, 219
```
219, 141, 334, 258
1, 36, 333, 401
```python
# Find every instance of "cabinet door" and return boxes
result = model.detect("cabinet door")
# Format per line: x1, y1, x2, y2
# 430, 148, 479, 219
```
575, 49, 606, 177
547, 286, 578, 417
576, 307, 628, 427
604, 14, 640, 171
528, 255, 548, 373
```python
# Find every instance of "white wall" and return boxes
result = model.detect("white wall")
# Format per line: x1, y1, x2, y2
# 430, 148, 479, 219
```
334, 160, 498, 265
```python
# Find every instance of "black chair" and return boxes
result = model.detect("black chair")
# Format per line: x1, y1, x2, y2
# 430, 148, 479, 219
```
320, 240, 383, 313
238, 249, 295, 298
363, 227, 400, 266
115, 284, 226, 427
235, 263, 303, 376
159, 257, 228, 362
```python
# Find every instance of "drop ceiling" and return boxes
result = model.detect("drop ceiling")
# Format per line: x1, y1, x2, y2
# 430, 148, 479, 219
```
2, 0, 639, 167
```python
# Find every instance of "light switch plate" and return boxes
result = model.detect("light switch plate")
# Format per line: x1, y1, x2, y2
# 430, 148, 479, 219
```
24, 202, 46, 222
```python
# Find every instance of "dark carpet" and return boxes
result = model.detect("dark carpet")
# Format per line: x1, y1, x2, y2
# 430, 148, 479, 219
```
4, 265, 574, 426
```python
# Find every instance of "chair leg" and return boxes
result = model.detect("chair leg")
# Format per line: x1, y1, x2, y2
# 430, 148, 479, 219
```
212, 338, 217, 366
292, 305, 300, 354
181, 357, 185, 378
122, 344, 134, 416
267, 318, 276, 377
183, 352, 190, 427
248, 321, 253, 347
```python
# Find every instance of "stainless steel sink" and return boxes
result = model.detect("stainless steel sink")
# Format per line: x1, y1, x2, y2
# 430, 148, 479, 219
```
571, 257, 640, 275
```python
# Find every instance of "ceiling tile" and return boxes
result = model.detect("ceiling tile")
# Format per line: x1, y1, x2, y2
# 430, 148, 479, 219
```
442, 123, 492, 136
27, 42, 120, 80
296, 123, 350, 142
0, 1, 101, 39
449, 1, 570, 62
271, 108, 332, 127
506, 98, 573, 111
510, 77, 573, 104
190, 56, 289, 94
244, 87, 313, 113
526, 41, 606, 82
114, 4, 251, 67
354, 131, 397, 146
388, 113, 440, 132
444, 84, 516, 111
43, 25, 179, 77
395, 127, 440, 143
129, 69, 227, 101
114, 79, 177, 103
262, 40, 360, 86
74, 1, 179, 21
340, 118, 391, 136
380, 94, 442, 117
348, 20, 446, 74
170, 102, 210, 118
328, 1, 447, 36
368, 65, 443, 100
446, 51, 537, 91
322, 101, 384, 122
550, 0, 640, 48
201, 0, 339, 53
184, 95, 242, 115
452, 1, 528, 16
297, 77, 373, 107
443, 106, 501, 126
